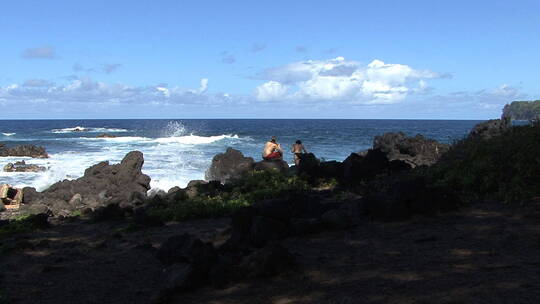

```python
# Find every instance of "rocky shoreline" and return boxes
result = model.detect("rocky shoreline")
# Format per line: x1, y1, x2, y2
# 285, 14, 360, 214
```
1, 117, 539, 304
0, 143, 48, 158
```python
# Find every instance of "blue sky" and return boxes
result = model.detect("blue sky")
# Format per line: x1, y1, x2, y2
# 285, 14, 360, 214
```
1, 0, 538, 119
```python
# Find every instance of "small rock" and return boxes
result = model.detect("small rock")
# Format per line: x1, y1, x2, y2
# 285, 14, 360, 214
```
68, 193, 83, 207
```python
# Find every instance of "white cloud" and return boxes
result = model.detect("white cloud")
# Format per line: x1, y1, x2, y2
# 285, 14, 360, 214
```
0, 77, 221, 106
255, 81, 288, 101
199, 78, 209, 93
255, 57, 442, 104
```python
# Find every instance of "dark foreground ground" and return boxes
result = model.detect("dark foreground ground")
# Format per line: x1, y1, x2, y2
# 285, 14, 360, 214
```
2, 201, 540, 304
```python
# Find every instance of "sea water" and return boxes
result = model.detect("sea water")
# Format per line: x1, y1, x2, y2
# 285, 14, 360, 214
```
0, 119, 480, 191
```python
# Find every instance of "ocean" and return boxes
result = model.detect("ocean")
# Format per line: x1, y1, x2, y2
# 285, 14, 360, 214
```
0, 119, 481, 192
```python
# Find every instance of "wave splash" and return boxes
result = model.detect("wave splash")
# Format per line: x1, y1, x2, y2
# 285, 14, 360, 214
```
2, 132, 15, 136
164, 121, 188, 137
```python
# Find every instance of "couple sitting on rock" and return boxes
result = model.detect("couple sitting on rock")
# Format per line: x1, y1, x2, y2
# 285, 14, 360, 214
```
262, 136, 307, 165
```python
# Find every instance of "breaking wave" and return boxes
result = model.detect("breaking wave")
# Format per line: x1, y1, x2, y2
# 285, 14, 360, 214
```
79, 134, 240, 145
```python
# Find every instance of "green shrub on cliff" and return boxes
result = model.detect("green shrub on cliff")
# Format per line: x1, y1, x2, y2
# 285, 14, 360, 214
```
427, 123, 540, 203
150, 170, 310, 221
502, 100, 540, 121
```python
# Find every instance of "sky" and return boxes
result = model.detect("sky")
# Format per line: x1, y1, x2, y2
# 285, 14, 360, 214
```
0, 0, 539, 119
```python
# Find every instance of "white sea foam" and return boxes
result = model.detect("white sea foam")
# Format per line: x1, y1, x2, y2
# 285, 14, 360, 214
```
2, 132, 15, 136
3, 121, 246, 192
51, 126, 129, 133
80, 136, 151, 143
79, 134, 240, 145
153, 134, 239, 144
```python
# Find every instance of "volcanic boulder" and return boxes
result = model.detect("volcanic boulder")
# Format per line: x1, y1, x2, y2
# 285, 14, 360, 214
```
205, 148, 255, 184
253, 159, 289, 173
373, 132, 449, 167
0, 144, 48, 158
22, 151, 151, 216
3, 161, 46, 172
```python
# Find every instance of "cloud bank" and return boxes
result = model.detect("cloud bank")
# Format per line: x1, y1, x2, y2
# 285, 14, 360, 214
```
254, 57, 441, 104
0, 77, 220, 107
0, 55, 525, 118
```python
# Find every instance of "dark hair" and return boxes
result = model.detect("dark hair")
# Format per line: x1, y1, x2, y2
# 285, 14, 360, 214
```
295, 140, 302, 144
271, 136, 276, 143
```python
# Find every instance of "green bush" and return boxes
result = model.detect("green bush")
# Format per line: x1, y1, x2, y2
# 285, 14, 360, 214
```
149, 170, 310, 221
427, 124, 540, 203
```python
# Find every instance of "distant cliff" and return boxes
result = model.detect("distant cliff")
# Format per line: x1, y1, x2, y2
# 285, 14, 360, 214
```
502, 100, 540, 121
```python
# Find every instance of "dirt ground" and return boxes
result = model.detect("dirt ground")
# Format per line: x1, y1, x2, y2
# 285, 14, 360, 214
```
1, 201, 540, 304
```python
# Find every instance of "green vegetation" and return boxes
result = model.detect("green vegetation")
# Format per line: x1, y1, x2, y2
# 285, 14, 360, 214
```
71, 210, 82, 217
0, 214, 48, 239
426, 123, 540, 203
149, 170, 310, 221
502, 100, 540, 121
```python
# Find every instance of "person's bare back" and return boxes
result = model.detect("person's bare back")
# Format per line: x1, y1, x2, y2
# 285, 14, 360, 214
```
291, 140, 307, 165
262, 136, 283, 160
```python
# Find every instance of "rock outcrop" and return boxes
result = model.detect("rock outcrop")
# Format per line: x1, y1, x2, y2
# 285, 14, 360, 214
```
96, 133, 116, 138
3, 161, 46, 172
205, 148, 255, 183
373, 132, 449, 167
22, 151, 151, 217
253, 159, 289, 173
343, 149, 410, 183
468, 119, 511, 140
0, 144, 48, 158
296, 153, 344, 180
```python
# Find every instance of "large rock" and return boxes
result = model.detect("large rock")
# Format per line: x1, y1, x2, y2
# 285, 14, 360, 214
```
373, 132, 449, 167
468, 119, 511, 140
294, 153, 344, 180
0, 144, 48, 158
253, 159, 289, 173
343, 149, 395, 182
22, 151, 151, 216
3, 161, 46, 172
205, 148, 255, 183
296, 153, 320, 175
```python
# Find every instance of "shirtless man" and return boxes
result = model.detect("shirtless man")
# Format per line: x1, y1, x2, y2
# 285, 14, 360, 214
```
262, 136, 283, 160
291, 139, 307, 165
